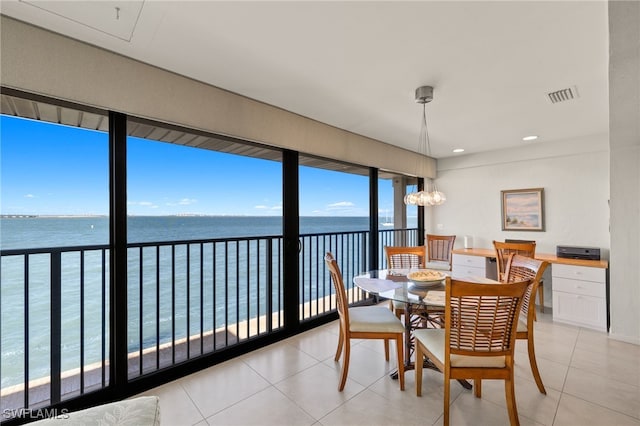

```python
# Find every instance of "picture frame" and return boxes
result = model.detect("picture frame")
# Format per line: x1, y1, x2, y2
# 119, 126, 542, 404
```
501, 188, 545, 231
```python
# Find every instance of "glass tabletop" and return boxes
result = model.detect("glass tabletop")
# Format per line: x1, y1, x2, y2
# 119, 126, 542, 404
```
353, 269, 498, 307
353, 269, 445, 307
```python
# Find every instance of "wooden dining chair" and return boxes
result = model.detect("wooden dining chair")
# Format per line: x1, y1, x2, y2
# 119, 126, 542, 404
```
415, 276, 530, 426
504, 254, 549, 394
493, 240, 536, 281
425, 234, 456, 271
324, 252, 405, 391
494, 240, 544, 317
384, 246, 426, 319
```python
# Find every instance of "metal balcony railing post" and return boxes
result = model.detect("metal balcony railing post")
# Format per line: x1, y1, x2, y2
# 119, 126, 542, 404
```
50, 250, 62, 404
266, 239, 273, 332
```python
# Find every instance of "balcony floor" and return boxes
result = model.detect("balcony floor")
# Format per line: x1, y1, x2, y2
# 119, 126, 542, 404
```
136, 310, 640, 425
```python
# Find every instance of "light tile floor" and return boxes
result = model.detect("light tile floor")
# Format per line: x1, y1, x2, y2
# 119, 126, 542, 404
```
138, 312, 640, 425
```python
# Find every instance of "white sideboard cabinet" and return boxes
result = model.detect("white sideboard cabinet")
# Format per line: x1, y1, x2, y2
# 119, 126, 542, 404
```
552, 264, 607, 332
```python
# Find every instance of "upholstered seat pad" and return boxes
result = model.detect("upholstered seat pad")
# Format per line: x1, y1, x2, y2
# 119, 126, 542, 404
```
414, 328, 506, 368
424, 261, 451, 271
517, 319, 527, 333
349, 306, 405, 333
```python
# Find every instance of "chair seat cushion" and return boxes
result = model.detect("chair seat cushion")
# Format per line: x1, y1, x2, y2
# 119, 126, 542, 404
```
414, 328, 506, 368
349, 306, 405, 333
424, 261, 451, 271
517, 319, 527, 333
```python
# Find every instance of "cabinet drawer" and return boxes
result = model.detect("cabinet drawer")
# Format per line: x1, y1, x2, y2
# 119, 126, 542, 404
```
452, 254, 485, 268
552, 264, 605, 283
452, 265, 485, 280
553, 277, 605, 298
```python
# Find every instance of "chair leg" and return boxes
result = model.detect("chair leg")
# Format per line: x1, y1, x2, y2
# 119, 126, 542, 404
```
505, 376, 520, 426
338, 340, 350, 391
396, 335, 405, 391
474, 379, 482, 398
538, 282, 544, 314
416, 343, 423, 396
334, 324, 344, 362
443, 370, 451, 426
528, 335, 547, 394
384, 339, 390, 361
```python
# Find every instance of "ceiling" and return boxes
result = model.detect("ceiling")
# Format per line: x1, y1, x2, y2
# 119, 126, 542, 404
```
0, 1, 610, 159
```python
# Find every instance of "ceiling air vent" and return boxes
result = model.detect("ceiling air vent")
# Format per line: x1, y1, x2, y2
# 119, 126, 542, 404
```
547, 86, 579, 104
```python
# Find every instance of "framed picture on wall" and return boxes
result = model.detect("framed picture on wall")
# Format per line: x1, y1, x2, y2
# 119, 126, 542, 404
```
501, 188, 545, 231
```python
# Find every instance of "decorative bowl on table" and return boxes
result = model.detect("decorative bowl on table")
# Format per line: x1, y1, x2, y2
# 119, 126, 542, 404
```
407, 269, 446, 288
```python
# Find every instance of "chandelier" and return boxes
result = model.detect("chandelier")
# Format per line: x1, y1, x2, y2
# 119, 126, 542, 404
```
404, 86, 446, 206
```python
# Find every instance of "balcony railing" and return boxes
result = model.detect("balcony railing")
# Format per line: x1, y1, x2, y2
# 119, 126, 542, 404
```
0, 227, 418, 419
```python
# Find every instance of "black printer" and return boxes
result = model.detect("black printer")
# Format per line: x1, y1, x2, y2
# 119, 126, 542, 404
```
556, 245, 601, 261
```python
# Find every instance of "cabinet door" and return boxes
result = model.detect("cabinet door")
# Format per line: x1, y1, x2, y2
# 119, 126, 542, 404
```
553, 291, 607, 331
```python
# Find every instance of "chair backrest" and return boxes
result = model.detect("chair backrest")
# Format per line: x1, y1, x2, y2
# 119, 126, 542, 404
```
384, 246, 425, 269
493, 240, 536, 281
426, 234, 456, 266
325, 252, 350, 329
503, 254, 549, 323
444, 276, 529, 357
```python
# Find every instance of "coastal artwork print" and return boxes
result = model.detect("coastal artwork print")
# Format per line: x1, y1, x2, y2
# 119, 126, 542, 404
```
501, 188, 545, 231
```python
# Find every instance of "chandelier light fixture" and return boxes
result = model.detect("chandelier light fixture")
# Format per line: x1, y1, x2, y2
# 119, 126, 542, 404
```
404, 86, 446, 206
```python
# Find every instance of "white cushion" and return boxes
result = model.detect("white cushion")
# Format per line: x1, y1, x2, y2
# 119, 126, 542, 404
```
424, 261, 451, 271
517, 318, 527, 333
31, 396, 160, 425
414, 328, 506, 368
349, 306, 405, 333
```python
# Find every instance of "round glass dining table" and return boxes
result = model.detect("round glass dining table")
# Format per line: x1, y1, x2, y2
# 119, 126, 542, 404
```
353, 269, 447, 372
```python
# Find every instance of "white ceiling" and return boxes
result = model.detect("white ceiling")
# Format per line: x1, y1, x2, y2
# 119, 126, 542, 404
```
0, 0, 610, 159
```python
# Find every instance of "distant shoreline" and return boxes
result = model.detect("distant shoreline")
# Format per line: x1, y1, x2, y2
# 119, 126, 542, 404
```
0, 214, 107, 218
0, 214, 374, 218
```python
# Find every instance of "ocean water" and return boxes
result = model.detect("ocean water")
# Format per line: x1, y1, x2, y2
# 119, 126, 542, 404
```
0, 215, 376, 249
0, 216, 381, 388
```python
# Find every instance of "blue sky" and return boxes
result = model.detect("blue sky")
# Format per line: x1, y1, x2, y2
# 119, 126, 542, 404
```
1, 115, 395, 217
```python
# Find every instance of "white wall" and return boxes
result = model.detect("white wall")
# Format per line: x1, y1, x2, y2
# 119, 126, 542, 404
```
430, 135, 610, 255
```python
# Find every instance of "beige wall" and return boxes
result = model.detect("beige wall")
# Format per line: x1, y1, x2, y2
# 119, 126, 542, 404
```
0, 16, 435, 179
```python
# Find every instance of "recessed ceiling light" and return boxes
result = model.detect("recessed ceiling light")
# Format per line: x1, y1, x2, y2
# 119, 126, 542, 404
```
452, 148, 465, 153
522, 135, 538, 141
